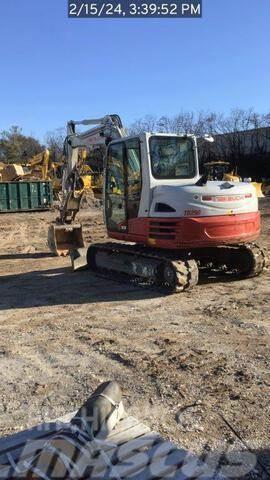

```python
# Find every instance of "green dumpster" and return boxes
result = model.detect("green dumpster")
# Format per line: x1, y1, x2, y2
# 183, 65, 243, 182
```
0, 181, 53, 212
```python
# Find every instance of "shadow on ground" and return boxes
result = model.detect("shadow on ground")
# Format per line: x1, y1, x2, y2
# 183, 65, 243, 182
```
0, 267, 258, 310
0, 264, 164, 309
0, 252, 54, 260
0, 253, 262, 310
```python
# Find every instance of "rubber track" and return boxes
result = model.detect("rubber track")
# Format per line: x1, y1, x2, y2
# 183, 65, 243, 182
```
87, 242, 265, 294
191, 242, 266, 279
238, 242, 266, 277
87, 243, 199, 293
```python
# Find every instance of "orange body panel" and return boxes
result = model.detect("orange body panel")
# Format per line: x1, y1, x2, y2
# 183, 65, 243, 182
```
108, 212, 261, 249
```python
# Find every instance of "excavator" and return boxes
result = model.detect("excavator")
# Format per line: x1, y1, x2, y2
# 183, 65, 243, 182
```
23, 149, 63, 195
25, 149, 51, 181
48, 114, 265, 293
25, 148, 101, 199
203, 160, 266, 197
203, 161, 240, 182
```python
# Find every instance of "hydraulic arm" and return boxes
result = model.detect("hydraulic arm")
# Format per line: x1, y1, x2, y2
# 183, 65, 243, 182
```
60, 114, 126, 224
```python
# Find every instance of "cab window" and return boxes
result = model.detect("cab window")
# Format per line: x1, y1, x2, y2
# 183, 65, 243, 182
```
126, 139, 142, 219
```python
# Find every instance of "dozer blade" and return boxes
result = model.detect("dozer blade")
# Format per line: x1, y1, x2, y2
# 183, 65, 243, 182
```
48, 223, 84, 256
70, 247, 88, 271
252, 182, 265, 198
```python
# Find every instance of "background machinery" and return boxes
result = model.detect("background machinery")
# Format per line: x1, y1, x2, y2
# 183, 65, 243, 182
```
22, 149, 63, 195
203, 160, 240, 182
24, 149, 51, 181
48, 114, 265, 292
25, 148, 103, 200
203, 160, 266, 198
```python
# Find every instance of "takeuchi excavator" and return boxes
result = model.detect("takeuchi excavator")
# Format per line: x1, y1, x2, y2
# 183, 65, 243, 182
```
48, 114, 265, 293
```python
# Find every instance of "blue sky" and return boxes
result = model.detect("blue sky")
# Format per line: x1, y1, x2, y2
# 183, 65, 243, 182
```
0, 0, 269, 141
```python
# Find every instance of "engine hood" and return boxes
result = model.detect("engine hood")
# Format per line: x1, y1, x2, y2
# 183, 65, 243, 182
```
149, 181, 258, 217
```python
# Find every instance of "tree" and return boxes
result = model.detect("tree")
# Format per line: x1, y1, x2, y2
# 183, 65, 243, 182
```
128, 109, 270, 178
201, 109, 270, 176
0, 126, 43, 164
45, 128, 66, 162
129, 115, 158, 135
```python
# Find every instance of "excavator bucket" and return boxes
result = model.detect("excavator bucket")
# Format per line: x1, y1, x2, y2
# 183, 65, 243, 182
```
48, 223, 84, 256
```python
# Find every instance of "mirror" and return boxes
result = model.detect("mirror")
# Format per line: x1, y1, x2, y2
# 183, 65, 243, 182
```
203, 134, 215, 143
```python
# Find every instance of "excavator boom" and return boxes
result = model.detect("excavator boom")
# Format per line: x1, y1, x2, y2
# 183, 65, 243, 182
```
48, 114, 126, 255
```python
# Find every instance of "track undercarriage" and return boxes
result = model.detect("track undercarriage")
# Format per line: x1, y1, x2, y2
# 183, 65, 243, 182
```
86, 242, 266, 293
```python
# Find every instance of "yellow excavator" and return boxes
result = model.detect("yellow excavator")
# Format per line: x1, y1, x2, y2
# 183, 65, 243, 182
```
203, 161, 265, 198
24, 149, 102, 199
25, 149, 51, 180
74, 148, 102, 195
23, 149, 62, 194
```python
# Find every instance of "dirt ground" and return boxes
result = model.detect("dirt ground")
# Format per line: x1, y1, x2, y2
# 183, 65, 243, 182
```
0, 200, 269, 478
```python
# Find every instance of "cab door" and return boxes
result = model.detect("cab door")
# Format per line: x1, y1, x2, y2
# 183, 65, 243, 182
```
125, 138, 142, 221
105, 141, 127, 232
